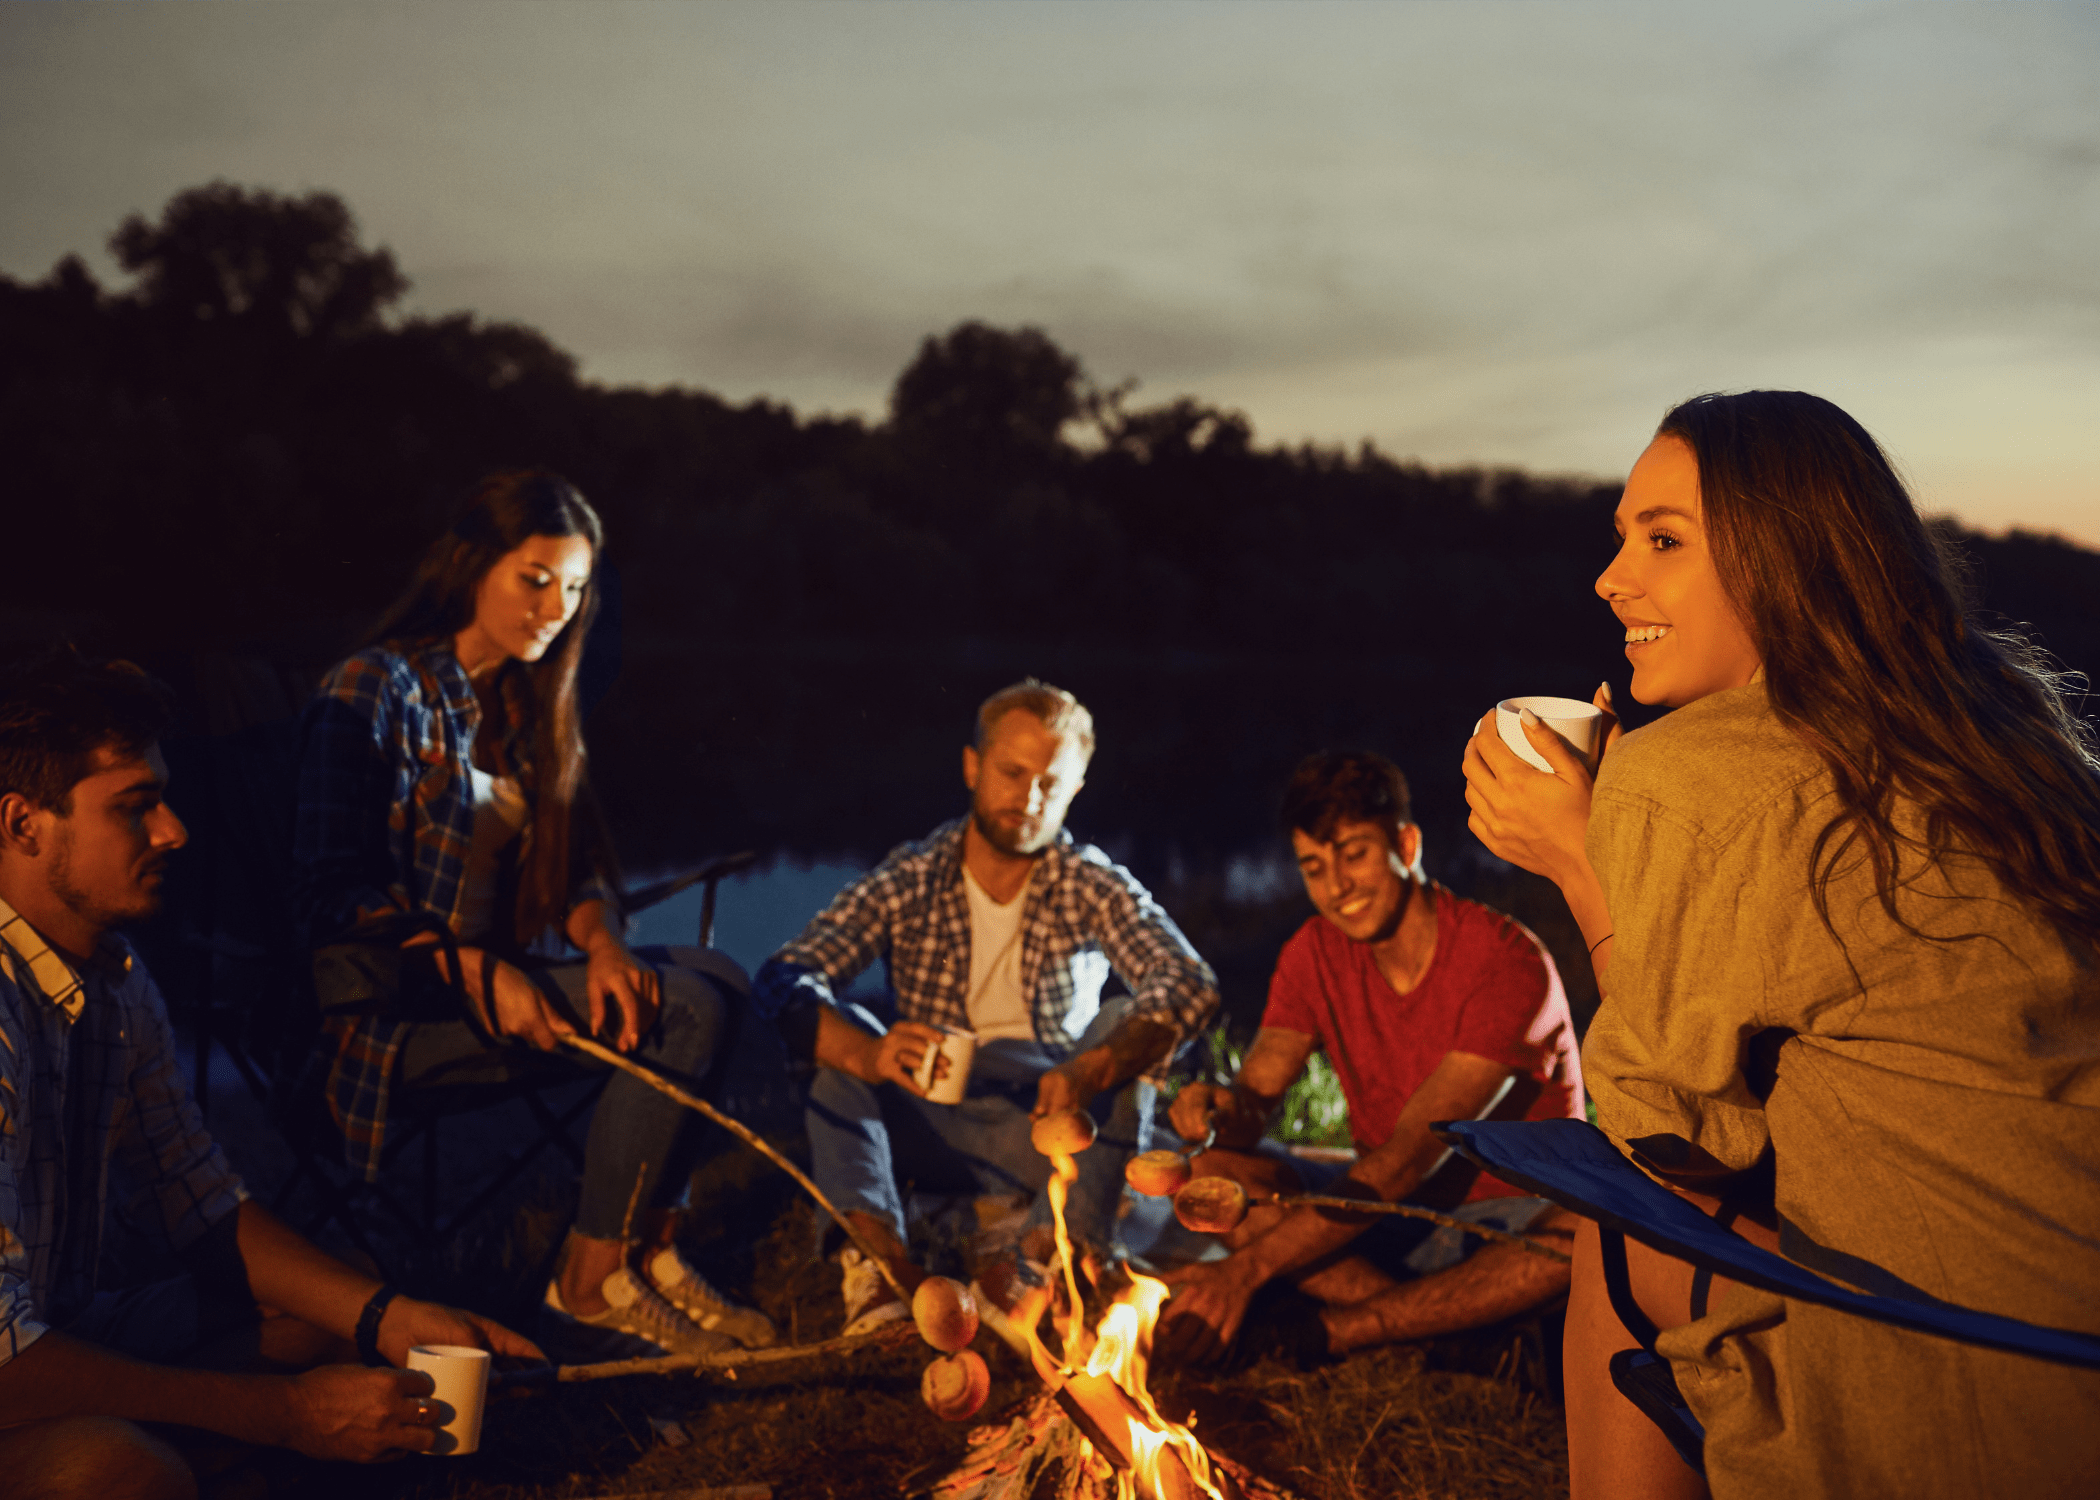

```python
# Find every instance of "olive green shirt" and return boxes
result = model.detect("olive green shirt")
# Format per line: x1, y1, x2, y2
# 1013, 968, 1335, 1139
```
1584, 682, 2100, 1498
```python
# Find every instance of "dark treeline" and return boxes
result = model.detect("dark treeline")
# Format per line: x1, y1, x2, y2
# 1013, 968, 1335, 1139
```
6, 182, 2098, 1032
9, 180, 2095, 673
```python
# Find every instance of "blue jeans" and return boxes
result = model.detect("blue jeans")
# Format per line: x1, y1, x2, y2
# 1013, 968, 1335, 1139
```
806, 1003, 1154, 1256
397, 944, 741, 1240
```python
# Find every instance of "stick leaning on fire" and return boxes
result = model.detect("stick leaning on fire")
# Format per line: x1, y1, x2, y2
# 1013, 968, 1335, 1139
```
550, 1039, 1564, 1388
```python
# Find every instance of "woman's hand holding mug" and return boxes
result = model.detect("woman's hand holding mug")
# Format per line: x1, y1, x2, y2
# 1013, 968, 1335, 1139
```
1462, 681, 1620, 888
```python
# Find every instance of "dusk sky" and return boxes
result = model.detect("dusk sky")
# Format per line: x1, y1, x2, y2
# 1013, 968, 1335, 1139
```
5, 2, 2095, 542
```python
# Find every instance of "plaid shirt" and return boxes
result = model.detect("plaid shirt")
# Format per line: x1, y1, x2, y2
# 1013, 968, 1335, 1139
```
753, 819, 1217, 1085
293, 641, 617, 1181
0, 898, 248, 1369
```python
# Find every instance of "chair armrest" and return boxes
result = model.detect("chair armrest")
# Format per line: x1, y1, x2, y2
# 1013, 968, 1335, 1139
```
624, 851, 760, 914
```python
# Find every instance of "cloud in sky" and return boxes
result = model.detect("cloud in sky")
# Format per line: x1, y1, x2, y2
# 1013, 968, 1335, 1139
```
3, 1, 2095, 538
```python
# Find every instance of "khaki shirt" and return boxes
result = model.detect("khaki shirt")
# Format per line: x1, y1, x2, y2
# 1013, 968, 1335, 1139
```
1584, 682, 2100, 1498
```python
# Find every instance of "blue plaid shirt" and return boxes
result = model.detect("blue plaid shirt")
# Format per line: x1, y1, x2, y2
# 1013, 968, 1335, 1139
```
293, 641, 617, 1181
753, 818, 1217, 1085
0, 898, 248, 1369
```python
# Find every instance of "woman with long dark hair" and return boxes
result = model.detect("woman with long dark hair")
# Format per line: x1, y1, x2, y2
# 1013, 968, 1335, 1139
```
294, 469, 775, 1358
1462, 392, 2100, 1497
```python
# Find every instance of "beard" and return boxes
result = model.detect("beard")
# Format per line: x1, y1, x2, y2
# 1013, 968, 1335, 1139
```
48, 825, 162, 937
971, 800, 1051, 858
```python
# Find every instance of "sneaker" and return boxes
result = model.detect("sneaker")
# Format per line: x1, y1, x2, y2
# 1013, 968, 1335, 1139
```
645, 1246, 778, 1349
840, 1246, 909, 1337
544, 1265, 738, 1360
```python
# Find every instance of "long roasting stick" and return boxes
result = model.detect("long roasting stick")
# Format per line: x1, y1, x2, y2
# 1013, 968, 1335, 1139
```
559, 1034, 910, 1302
557, 1320, 917, 1382
1265, 1192, 1571, 1262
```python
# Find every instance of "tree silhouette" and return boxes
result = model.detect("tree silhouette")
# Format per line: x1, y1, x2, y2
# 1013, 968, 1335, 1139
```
110, 181, 406, 345
888, 321, 1086, 482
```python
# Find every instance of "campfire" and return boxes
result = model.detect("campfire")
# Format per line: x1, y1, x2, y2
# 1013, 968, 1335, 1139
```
918, 1112, 1298, 1500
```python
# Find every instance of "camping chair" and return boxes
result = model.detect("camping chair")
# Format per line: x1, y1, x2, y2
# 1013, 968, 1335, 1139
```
1432, 1118, 2100, 1474
269, 849, 761, 1286
150, 711, 762, 1286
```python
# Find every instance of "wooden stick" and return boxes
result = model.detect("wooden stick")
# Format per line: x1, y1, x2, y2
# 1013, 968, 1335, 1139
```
559, 1034, 910, 1302
1266, 1193, 1571, 1262
557, 1321, 916, 1382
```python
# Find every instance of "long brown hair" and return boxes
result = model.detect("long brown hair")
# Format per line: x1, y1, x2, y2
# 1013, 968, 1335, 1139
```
1659, 391, 2100, 952
366, 469, 612, 945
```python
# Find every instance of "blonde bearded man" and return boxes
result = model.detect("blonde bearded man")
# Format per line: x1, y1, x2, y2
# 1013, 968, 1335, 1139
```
752, 680, 1219, 1331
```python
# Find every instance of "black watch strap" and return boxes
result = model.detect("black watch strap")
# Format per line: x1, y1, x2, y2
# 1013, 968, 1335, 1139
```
355, 1284, 400, 1367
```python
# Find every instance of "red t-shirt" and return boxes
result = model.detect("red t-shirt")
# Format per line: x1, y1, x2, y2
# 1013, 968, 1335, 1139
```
1260, 889, 1584, 1201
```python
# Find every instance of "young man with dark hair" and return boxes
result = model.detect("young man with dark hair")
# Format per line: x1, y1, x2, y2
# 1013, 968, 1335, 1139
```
1155, 750, 1584, 1367
0, 647, 540, 1494
752, 678, 1218, 1333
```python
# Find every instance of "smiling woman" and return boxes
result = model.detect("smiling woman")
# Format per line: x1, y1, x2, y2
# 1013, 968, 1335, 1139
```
1596, 436, 1762, 709
1463, 389, 2100, 1499
292, 469, 780, 1362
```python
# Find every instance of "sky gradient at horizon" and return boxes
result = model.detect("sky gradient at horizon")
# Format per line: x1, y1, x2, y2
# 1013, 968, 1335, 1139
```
4, 2, 2095, 541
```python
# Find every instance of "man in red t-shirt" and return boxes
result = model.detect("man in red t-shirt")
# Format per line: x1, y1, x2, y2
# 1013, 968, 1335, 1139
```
1155, 751, 1583, 1366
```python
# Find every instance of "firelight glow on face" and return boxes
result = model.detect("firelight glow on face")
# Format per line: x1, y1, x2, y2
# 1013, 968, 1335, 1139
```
1594, 435, 1763, 708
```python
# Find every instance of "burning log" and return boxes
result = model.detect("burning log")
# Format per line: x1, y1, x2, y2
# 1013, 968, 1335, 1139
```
929, 1391, 1300, 1500
925, 1124, 1300, 1500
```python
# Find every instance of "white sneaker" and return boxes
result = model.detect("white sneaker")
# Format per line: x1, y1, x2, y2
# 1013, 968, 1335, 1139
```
545, 1265, 737, 1360
646, 1246, 778, 1349
840, 1246, 909, 1337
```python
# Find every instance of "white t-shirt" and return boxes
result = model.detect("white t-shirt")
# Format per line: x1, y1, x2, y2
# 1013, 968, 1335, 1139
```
456, 763, 530, 943
962, 863, 1037, 1043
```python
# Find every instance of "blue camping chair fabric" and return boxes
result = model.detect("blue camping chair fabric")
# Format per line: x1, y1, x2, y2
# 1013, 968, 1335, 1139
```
1432, 1118, 2100, 1473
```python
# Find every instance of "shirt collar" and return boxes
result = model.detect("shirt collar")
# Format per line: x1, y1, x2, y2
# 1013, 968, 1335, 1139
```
0, 893, 89, 1024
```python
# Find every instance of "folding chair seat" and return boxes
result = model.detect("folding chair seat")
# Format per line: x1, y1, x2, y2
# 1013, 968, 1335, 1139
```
1433, 1118, 2100, 1474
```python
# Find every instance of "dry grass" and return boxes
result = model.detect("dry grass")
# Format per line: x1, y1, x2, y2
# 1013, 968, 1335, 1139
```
254, 1187, 1566, 1500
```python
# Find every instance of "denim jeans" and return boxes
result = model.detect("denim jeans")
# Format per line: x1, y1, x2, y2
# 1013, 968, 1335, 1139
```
396, 944, 739, 1240
805, 1000, 1155, 1256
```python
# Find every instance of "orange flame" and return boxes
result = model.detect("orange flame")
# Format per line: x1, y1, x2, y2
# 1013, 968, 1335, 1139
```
1030, 1148, 1225, 1500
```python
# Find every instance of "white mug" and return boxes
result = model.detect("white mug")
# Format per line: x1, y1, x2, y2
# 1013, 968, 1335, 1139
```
407, 1343, 490, 1456
1495, 695, 1605, 776
913, 1025, 979, 1106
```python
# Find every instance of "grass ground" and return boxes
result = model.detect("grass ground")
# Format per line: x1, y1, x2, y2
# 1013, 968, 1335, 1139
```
180, 997, 1568, 1499
256, 1177, 1568, 1500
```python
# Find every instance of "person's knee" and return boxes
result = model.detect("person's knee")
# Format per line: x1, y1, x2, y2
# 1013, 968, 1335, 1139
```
658, 964, 728, 1037
8, 1416, 197, 1500
807, 1060, 881, 1115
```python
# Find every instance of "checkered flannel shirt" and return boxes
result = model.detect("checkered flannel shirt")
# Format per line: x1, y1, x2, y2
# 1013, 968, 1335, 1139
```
0, 897, 248, 1369
753, 818, 1217, 1084
293, 641, 618, 1182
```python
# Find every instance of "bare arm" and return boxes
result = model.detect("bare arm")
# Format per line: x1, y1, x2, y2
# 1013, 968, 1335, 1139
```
235, 1199, 541, 1368
1032, 1015, 1180, 1118
810, 1005, 948, 1096
1461, 690, 1621, 984
0, 1328, 439, 1461
1226, 1050, 1513, 1286
1155, 1050, 1516, 1366
1167, 1027, 1318, 1148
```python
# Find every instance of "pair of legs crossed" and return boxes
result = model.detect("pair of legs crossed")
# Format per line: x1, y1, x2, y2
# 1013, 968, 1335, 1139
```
1183, 1142, 1577, 1355
806, 1001, 1155, 1289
